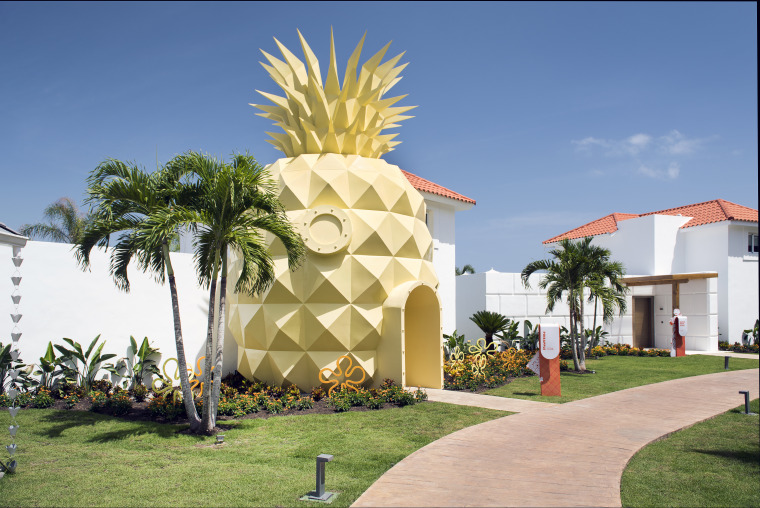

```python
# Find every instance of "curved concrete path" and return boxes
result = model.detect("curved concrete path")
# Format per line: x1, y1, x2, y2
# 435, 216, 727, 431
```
354, 368, 759, 507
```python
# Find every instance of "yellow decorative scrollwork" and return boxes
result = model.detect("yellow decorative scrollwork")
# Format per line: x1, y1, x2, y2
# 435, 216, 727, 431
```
151, 357, 215, 401
469, 338, 498, 358
450, 345, 464, 366
318, 355, 367, 395
471, 354, 488, 377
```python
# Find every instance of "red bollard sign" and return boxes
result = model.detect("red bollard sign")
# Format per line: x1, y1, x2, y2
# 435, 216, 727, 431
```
669, 309, 687, 357
538, 324, 561, 396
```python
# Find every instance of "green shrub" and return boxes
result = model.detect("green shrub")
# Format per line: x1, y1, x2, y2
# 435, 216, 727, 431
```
148, 394, 184, 420
31, 388, 54, 408
395, 390, 416, 407
130, 384, 149, 402
327, 391, 351, 412
91, 379, 112, 394
310, 386, 325, 401
264, 398, 284, 414
365, 396, 383, 409
297, 397, 314, 410
108, 391, 133, 416
413, 388, 428, 402
89, 390, 108, 411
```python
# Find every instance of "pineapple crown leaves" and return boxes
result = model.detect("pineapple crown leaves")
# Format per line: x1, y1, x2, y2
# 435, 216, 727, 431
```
251, 28, 416, 159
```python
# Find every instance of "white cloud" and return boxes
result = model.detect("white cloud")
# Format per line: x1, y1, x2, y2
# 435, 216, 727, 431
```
658, 130, 707, 155
637, 162, 680, 180
626, 133, 652, 153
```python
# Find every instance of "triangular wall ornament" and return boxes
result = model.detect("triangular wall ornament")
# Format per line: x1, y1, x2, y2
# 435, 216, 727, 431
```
12, 257, 23, 267
11, 277, 21, 286
10, 351, 19, 361
10, 314, 22, 324
11, 295, 21, 305
11, 333, 21, 342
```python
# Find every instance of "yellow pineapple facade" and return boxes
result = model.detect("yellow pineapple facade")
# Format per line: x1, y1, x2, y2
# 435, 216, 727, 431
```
228, 31, 443, 389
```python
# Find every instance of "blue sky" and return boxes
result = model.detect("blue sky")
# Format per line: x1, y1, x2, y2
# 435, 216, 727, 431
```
1, 1, 756, 272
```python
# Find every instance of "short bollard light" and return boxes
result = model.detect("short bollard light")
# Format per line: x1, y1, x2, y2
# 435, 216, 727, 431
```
738, 390, 754, 415
724, 356, 730, 370
301, 454, 337, 503
216, 435, 225, 444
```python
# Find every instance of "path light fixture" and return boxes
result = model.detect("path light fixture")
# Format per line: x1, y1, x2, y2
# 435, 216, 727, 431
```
216, 435, 225, 444
739, 390, 755, 415
301, 454, 337, 503
724, 356, 730, 370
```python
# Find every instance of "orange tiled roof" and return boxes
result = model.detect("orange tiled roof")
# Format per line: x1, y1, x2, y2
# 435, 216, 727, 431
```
402, 170, 476, 205
544, 199, 757, 244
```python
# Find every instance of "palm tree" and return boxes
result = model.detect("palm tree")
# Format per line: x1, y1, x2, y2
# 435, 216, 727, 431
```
455, 264, 476, 276
522, 237, 627, 371
585, 251, 627, 351
522, 238, 588, 370
174, 151, 305, 433
20, 197, 88, 243
469, 310, 510, 348
74, 159, 202, 431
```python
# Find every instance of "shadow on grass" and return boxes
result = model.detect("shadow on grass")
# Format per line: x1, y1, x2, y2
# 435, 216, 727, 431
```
38, 410, 207, 443
692, 448, 760, 466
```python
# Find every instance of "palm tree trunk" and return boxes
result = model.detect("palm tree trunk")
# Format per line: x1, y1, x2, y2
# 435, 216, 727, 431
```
163, 241, 201, 431
590, 295, 599, 351
201, 251, 220, 433
209, 248, 228, 429
578, 292, 586, 371
569, 290, 580, 371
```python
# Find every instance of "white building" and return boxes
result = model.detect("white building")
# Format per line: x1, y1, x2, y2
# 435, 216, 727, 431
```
457, 199, 758, 352
2, 171, 474, 377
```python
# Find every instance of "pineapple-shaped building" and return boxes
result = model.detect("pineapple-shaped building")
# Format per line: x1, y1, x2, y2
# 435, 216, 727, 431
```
228, 30, 442, 389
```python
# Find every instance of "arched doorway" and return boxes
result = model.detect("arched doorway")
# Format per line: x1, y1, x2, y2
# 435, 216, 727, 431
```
379, 281, 443, 389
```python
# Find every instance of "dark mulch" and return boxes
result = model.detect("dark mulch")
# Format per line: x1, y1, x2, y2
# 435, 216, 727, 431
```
44, 396, 414, 430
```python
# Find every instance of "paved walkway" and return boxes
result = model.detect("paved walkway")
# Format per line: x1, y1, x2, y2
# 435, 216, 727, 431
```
354, 369, 759, 507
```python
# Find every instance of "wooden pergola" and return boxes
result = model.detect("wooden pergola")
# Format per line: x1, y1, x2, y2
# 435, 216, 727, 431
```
620, 272, 718, 311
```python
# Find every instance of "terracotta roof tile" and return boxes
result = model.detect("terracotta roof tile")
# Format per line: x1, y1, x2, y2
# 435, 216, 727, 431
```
544, 199, 757, 243
401, 170, 476, 205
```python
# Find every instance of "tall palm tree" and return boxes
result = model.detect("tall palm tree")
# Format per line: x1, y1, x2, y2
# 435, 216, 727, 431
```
522, 238, 588, 370
174, 151, 305, 433
522, 237, 627, 371
74, 159, 202, 431
20, 197, 88, 243
469, 310, 510, 348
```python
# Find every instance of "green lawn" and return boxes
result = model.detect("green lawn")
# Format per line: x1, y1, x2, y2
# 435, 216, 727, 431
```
0, 403, 507, 507
485, 354, 759, 403
621, 398, 760, 507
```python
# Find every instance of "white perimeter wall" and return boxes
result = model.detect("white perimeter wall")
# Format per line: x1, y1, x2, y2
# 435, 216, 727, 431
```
456, 269, 719, 351
1, 241, 221, 383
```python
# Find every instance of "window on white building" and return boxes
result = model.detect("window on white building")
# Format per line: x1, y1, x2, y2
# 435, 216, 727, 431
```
749, 233, 759, 253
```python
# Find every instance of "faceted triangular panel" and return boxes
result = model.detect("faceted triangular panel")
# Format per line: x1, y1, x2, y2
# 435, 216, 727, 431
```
252, 353, 284, 387
241, 306, 268, 350
349, 304, 382, 350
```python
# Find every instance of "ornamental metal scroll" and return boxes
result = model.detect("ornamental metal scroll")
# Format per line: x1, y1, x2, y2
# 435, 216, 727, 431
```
318, 355, 367, 395
151, 357, 215, 401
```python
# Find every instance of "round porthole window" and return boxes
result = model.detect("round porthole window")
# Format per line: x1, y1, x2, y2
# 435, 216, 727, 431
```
300, 206, 352, 255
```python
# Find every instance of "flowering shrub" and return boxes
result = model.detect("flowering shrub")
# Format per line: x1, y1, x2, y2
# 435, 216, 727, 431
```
108, 391, 133, 416
444, 348, 530, 391
31, 388, 54, 408
89, 390, 109, 412
147, 394, 185, 421
719, 341, 760, 353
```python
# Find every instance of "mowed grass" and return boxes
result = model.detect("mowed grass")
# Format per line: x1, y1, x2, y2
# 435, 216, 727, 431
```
485, 354, 759, 403
621, 398, 760, 507
0, 402, 507, 507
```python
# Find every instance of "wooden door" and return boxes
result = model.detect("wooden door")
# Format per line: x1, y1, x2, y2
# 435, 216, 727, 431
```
632, 296, 654, 348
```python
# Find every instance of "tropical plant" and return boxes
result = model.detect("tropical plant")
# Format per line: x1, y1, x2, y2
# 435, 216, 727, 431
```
469, 310, 510, 348
521, 320, 540, 351
443, 330, 468, 360
741, 319, 759, 346
108, 336, 161, 389
455, 264, 475, 276
584, 326, 609, 353
19, 197, 89, 243
171, 151, 305, 433
32, 342, 64, 389
0, 343, 35, 394
75, 158, 202, 431
53, 335, 116, 392
521, 237, 627, 371
495, 319, 521, 349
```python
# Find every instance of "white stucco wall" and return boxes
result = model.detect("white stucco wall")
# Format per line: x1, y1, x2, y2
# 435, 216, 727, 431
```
455, 269, 719, 351
1, 241, 216, 382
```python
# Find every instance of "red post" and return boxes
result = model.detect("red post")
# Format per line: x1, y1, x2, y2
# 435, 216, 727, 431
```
538, 324, 561, 397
